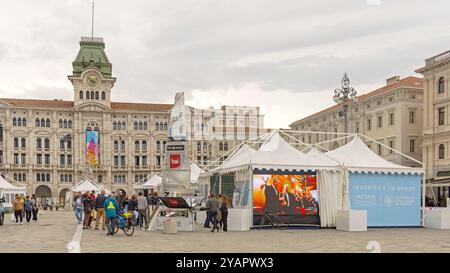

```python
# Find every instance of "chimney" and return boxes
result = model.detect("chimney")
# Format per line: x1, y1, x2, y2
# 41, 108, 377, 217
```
386, 76, 400, 85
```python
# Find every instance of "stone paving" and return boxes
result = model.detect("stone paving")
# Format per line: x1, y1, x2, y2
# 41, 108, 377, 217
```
1, 210, 450, 253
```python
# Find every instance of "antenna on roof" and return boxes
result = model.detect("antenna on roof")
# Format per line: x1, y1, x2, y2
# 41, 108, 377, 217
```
91, 0, 95, 39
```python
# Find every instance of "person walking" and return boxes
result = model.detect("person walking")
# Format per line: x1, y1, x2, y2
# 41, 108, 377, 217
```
217, 194, 223, 229
88, 191, 96, 228
104, 193, 120, 236
82, 192, 93, 229
220, 195, 229, 232
94, 190, 107, 230
13, 194, 24, 225
205, 193, 219, 232
24, 196, 33, 224
204, 193, 212, 228
30, 194, 39, 223
136, 192, 148, 230
74, 192, 83, 224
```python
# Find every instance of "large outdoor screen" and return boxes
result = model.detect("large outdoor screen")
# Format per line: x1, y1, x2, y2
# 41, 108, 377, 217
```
253, 174, 320, 227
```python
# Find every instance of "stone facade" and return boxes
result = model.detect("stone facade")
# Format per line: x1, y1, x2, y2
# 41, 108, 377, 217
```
416, 50, 450, 188
289, 76, 423, 167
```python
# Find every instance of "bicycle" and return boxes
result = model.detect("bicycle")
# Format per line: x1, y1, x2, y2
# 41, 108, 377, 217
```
112, 211, 135, 236
258, 211, 287, 230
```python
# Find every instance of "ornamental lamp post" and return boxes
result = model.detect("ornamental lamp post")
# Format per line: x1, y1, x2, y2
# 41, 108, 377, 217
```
333, 73, 357, 135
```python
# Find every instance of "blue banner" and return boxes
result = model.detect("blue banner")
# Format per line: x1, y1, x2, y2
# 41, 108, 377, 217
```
349, 172, 421, 227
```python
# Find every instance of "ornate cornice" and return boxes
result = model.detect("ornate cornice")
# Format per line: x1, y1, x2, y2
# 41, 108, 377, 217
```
75, 102, 110, 112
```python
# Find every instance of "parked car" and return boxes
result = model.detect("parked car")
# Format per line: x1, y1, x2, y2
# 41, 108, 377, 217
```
0, 192, 5, 226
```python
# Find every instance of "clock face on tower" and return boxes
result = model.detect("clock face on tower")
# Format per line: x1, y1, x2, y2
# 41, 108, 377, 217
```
85, 73, 99, 87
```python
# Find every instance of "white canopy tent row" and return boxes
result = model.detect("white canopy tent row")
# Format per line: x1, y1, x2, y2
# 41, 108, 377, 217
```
0, 174, 26, 209
200, 129, 425, 228
67, 177, 111, 208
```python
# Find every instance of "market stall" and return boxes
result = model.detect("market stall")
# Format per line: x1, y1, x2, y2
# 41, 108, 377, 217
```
0, 175, 26, 211
324, 135, 424, 227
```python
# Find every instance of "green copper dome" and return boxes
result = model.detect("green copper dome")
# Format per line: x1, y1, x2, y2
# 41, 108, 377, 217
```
72, 37, 112, 77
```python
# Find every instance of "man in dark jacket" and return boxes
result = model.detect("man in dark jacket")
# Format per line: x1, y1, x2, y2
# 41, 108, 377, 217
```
126, 194, 138, 226
94, 190, 107, 230
206, 193, 219, 232
82, 192, 93, 229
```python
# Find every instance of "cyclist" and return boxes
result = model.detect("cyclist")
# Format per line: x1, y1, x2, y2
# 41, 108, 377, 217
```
103, 193, 120, 236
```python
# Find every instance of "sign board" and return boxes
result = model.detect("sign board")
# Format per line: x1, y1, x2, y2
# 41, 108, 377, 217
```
162, 140, 191, 194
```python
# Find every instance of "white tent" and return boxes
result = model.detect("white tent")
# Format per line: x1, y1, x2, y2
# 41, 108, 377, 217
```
190, 162, 205, 184
70, 178, 109, 194
136, 173, 162, 190
0, 176, 26, 208
325, 136, 423, 174
214, 144, 257, 173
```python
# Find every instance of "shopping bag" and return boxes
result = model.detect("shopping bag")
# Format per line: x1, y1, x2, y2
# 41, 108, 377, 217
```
10, 213, 15, 222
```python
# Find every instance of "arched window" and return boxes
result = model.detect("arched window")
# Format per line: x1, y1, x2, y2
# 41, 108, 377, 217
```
59, 119, 63, 128
155, 122, 159, 130
113, 121, 117, 130
69, 175, 72, 182
41, 173, 45, 182
438, 77, 445, 94
36, 138, 42, 149
139, 121, 143, 130
60, 174, 64, 182
68, 120, 72, 128
63, 120, 68, 128
36, 173, 40, 182
14, 137, 19, 148
40, 118, 45, 127
156, 141, 161, 151
60, 139, 65, 149
46, 173, 51, 182
197, 141, 201, 151
67, 140, 72, 149
142, 141, 147, 152
439, 144, 445, 159
35, 118, 40, 127
21, 137, 26, 148
91, 91, 95, 99
22, 173, 26, 181
159, 122, 164, 131
143, 122, 148, 130
101, 92, 105, 100
121, 141, 125, 151
17, 118, 22, 127
164, 122, 168, 130
95, 91, 99, 100
163, 141, 166, 151
14, 173, 17, 181
65, 175, 68, 182
44, 138, 50, 149
22, 118, 27, 127
86, 91, 90, 99
134, 121, 138, 130
13, 117, 17, 126
114, 140, 119, 151
80, 90, 84, 99
135, 141, 140, 152
46, 118, 51, 127
203, 141, 207, 151
121, 121, 126, 130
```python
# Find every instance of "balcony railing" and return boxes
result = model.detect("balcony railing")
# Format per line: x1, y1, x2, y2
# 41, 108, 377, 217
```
81, 37, 104, 43
426, 50, 450, 65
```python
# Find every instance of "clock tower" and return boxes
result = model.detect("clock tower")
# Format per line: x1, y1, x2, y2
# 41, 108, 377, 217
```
68, 37, 116, 111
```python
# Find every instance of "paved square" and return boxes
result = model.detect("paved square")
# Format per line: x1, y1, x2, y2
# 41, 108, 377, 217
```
1, 210, 449, 253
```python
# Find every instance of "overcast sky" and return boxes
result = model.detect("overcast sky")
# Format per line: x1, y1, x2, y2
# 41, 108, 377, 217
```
1, 0, 449, 128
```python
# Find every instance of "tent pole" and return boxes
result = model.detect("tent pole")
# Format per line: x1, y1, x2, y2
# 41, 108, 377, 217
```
422, 174, 426, 227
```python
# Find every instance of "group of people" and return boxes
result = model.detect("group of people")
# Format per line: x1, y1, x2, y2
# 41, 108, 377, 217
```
73, 189, 159, 236
12, 194, 40, 224
204, 193, 230, 232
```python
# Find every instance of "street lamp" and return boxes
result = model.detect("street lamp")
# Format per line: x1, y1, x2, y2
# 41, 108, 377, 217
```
333, 73, 357, 134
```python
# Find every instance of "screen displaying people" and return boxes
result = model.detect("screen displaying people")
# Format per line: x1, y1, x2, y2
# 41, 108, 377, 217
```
253, 174, 319, 226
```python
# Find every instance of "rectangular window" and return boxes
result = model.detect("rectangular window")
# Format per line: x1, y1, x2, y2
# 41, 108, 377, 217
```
389, 141, 394, 154
438, 107, 445, 125
410, 139, 415, 153
156, 156, 161, 166
377, 116, 382, 128
389, 113, 394, 126
367, 119, 372, 131
14, 153, 19, 164
135, 156, 140, 166
45, 154, 50, 165
409, 111, 415, 124
37, 154, 42, 165
60, 155, 65, 165
114, 156, 119, 166
67, 155, 72, 165
142, 156, 147, 166
21, 154, 26, 164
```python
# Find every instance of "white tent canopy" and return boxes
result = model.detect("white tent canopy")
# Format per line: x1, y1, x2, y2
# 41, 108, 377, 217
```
0, 176, 26, 192
325, 135, 423, 174
190, 162, 205, 184
135, 173, 162, 190
70, 178, 109, 193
